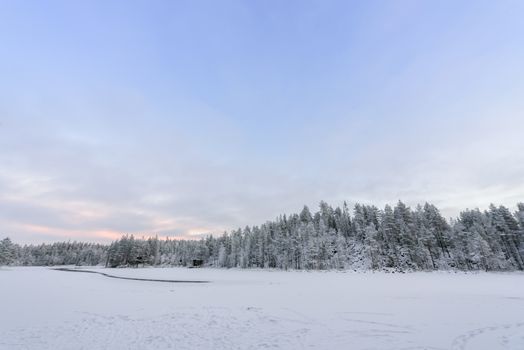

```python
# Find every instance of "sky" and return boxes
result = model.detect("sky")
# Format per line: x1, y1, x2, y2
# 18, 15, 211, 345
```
1, 0, 523, 244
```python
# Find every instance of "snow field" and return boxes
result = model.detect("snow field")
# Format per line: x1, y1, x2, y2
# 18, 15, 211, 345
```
1, 267, 523, 350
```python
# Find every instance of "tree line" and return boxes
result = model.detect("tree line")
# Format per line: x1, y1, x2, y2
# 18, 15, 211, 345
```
1, 201, 523, 271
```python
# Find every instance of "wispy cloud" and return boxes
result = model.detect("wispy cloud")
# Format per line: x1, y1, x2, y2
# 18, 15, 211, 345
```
1, 1, 523, 243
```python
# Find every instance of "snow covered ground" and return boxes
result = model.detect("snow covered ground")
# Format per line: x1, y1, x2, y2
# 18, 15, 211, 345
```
1, 267, 523, 350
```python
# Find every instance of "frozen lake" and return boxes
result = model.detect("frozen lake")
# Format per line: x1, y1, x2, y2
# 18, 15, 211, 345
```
1, 267, 523, 350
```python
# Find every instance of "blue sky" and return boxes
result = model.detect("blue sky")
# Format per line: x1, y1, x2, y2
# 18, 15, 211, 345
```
1, 1, 523, 243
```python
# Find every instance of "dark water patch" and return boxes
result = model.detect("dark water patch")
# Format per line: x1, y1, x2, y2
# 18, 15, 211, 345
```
52, 267, 210, 284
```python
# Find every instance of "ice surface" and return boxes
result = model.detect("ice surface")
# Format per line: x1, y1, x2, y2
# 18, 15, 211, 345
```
1, 267, 523, 349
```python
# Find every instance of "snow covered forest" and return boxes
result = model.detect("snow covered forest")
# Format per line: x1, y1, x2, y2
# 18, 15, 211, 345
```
2, 201, 524, 271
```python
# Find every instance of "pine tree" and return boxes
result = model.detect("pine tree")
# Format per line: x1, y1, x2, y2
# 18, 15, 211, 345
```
0, 238, 16, 265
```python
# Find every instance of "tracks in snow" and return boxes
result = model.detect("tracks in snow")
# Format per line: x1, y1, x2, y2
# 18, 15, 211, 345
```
451, 322, 524, 350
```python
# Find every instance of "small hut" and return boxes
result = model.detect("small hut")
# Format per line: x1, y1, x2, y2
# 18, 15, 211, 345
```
192, 259, 204, 267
